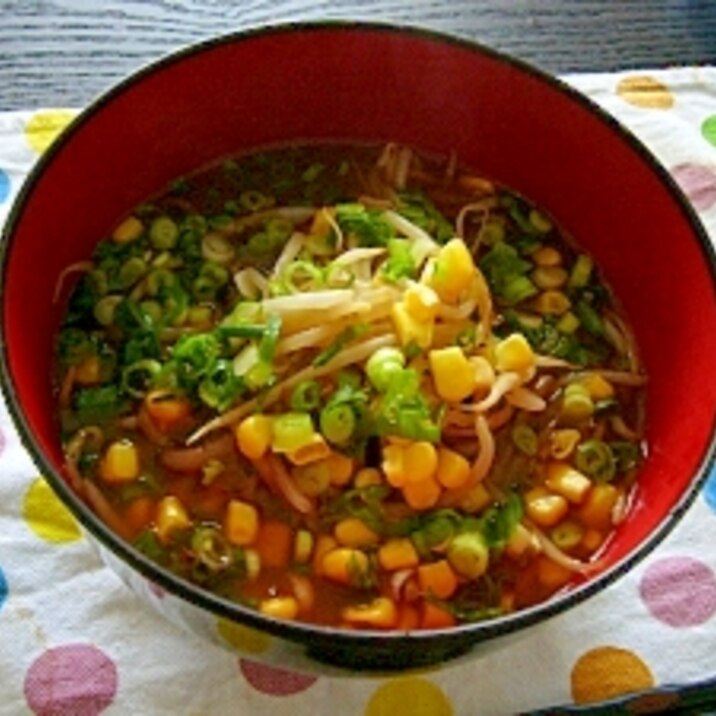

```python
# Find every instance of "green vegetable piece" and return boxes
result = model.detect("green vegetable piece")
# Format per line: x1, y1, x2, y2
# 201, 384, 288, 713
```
561, 383, 594, 424
320, 403, 356, 446
146, 268, 175, 296
479, 493, 523, 549
479, 241, 537, 305
272, 412, 315, 453
568, 254, 593, 289
575, 439, 616, 482
121, 359, 162, 398
610, 441, 643, 472
396, 190, 454, 244
282, 260, 324, 293
501, 274, 538, 305
291, 380, 322, 412
447, 531, 489, 579
150, 216, 179, 250
529, 209, 553, 234
172, 332, 222, 379
199, 359, 244, 411
575, 300, 605, 338
335, 203, 394, 247
74, 385, 127, 423
381, 238, 416, 282
366, 346, 406, 392
258, 314, 282, 363
191, 526, 234, 572
118, 257, 148, 289
94, 295, 123, 327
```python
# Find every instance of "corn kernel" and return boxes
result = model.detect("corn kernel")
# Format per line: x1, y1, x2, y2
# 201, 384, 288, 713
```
458, 483, 492, 513
326, 452, 354, 486
224, 499, 259, 546
382, 444, 407, 487
156, 496, 191, 542
470, 355, 496, 397
525, 487, 569, 527
404, 281, 440, 322
334, 517, 379, 548
428, 238, 476, 303
578, 373, 615, 401
259, 596, 299, 620
342, 597, 398, 629
100, 440, 140, 483
549, 429, 582, 459
545, 462, 592, 504
293, 529, 314, 564
533, 290, 571, 315
435, 447, 471, 489
532, 266, 568, 290
494, 333, 535, 374
112, 215, 144, 244
391, 301, 433, 349
403, 441, 438, 483
556, 311, 580, 334
235, 415, 273, 460
354, 467, 383, 488
505, 523, 539, 559
582, 528, 605, 552
429, 346, 476, 402
579, 483, 619, 530
537, 556, 573, 590
402, 474, 442, 510
532, 246, 562, 267
378, 538, 419, 571
312, 534, 337, 577
322, 548, 371, 586
292, 461, 332, 497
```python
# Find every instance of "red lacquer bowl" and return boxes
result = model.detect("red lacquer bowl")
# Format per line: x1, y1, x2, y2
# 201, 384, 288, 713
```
2, 22, 715, 673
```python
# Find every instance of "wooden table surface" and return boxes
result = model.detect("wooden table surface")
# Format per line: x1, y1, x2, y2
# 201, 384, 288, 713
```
0, 0, 715, 111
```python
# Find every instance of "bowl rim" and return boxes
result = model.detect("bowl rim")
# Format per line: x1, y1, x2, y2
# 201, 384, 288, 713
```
2, 18, 716, 662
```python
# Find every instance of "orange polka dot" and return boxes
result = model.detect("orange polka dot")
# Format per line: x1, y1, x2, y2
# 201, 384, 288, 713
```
365, 677, 453, 716
616, 76, 674, 109
571, 646, 654, 704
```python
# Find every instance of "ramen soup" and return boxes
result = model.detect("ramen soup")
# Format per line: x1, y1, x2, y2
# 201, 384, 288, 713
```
55, 144, 646, 631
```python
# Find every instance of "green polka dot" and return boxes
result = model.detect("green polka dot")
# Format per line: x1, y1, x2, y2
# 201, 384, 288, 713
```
702, 115, 716, 149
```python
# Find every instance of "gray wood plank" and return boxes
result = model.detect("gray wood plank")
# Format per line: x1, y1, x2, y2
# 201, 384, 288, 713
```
0, 0, 715, 110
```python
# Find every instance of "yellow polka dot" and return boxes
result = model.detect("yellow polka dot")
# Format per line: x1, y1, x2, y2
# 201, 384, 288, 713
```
217, 617, 271, 654
24, 110, 78, 154
616, 76, 674, 109
571, 646, 654, 704
23, 477, 81, 543
365, 677, 453, 716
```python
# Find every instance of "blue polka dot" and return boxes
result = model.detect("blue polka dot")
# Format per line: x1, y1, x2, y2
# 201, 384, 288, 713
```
0, 565, 7, 613
704, 465, 716, 513
0, 168, 9, 203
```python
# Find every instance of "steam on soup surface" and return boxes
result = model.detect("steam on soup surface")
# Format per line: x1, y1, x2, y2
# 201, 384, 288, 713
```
56, 143, 646, 630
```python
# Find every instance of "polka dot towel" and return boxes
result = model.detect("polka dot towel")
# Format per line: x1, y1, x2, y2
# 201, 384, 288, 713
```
1, 68, 716, 716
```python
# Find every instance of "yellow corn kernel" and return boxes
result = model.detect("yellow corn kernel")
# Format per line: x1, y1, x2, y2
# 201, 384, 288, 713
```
578, 373, 615, 401
532, 246, 562, 267
533, 290, 571, 315
556, 311, 580, 334
550, 520, 584, 550
312, 534, 338, 577
427, 238, 476, 303
458, 483, 492, 514
310, 207, 333, 239
532, 266, 568, 290
391, 301, 433, 349
291, 460, 332, 497
579, 483, 619, 530
403, 441, 438, 484
100, 440, 140, 483
156, 496, 191, 542
74, 355, 102, 385
404, 281, 440, 322
435, 447, 471, 489
470, 355, 496, 397
342, 597, 398, 629
293, 529, 314, 564
224, 499, 259, 546
494, 333, 535, 374
259, 596, 299, 621
429, 346, 476, 402
112, 215, 144, 244
378, 537, 420, 571
321, 547, 371, 586
582, 528, 606, 552
382, 444, 407, 487
545, 462, 592, 504
549, 429, 582, 460
326, 452, 354, 486
235, 415, 273, 460
525, 487, 569, 527
286, 433, 331, 466
334, 518, 379, 548
402, 473, 442, 511
349, 468, 378, 489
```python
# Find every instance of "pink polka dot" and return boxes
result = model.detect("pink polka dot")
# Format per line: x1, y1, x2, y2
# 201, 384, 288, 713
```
24, 644, 118, 716
239, 659, 317, 696
148, 581, 165, 599
639, 556, 716, 627
670, 163, 716, 211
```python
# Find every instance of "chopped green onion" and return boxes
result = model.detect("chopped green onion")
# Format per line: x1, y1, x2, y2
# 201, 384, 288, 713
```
191, 526, 233, 572
610, 441, 642, 472
240, 190, 273, 212
118, 257, 147, 289
575, 439, 616, 482
283, 260, 324, 293
575, 300, 605, 338
258, 314, 282, 363
529, 209, 553, 234
366, 347, 406, 392
216, 324, 266, 340
501, 275, 538, 305
302, 163, 325, 182
146, 268, 175, 296
94, 295, 123, 326
324, 262, 355, 289
291, 380, 322, 412
560, 383, 594, 424
320, 403, 356, 446
149, 216, 179, 250
447, 531, 489, 579
568, 254, 593, 289
272, 412, 316, 453
198, 359, 244, 410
